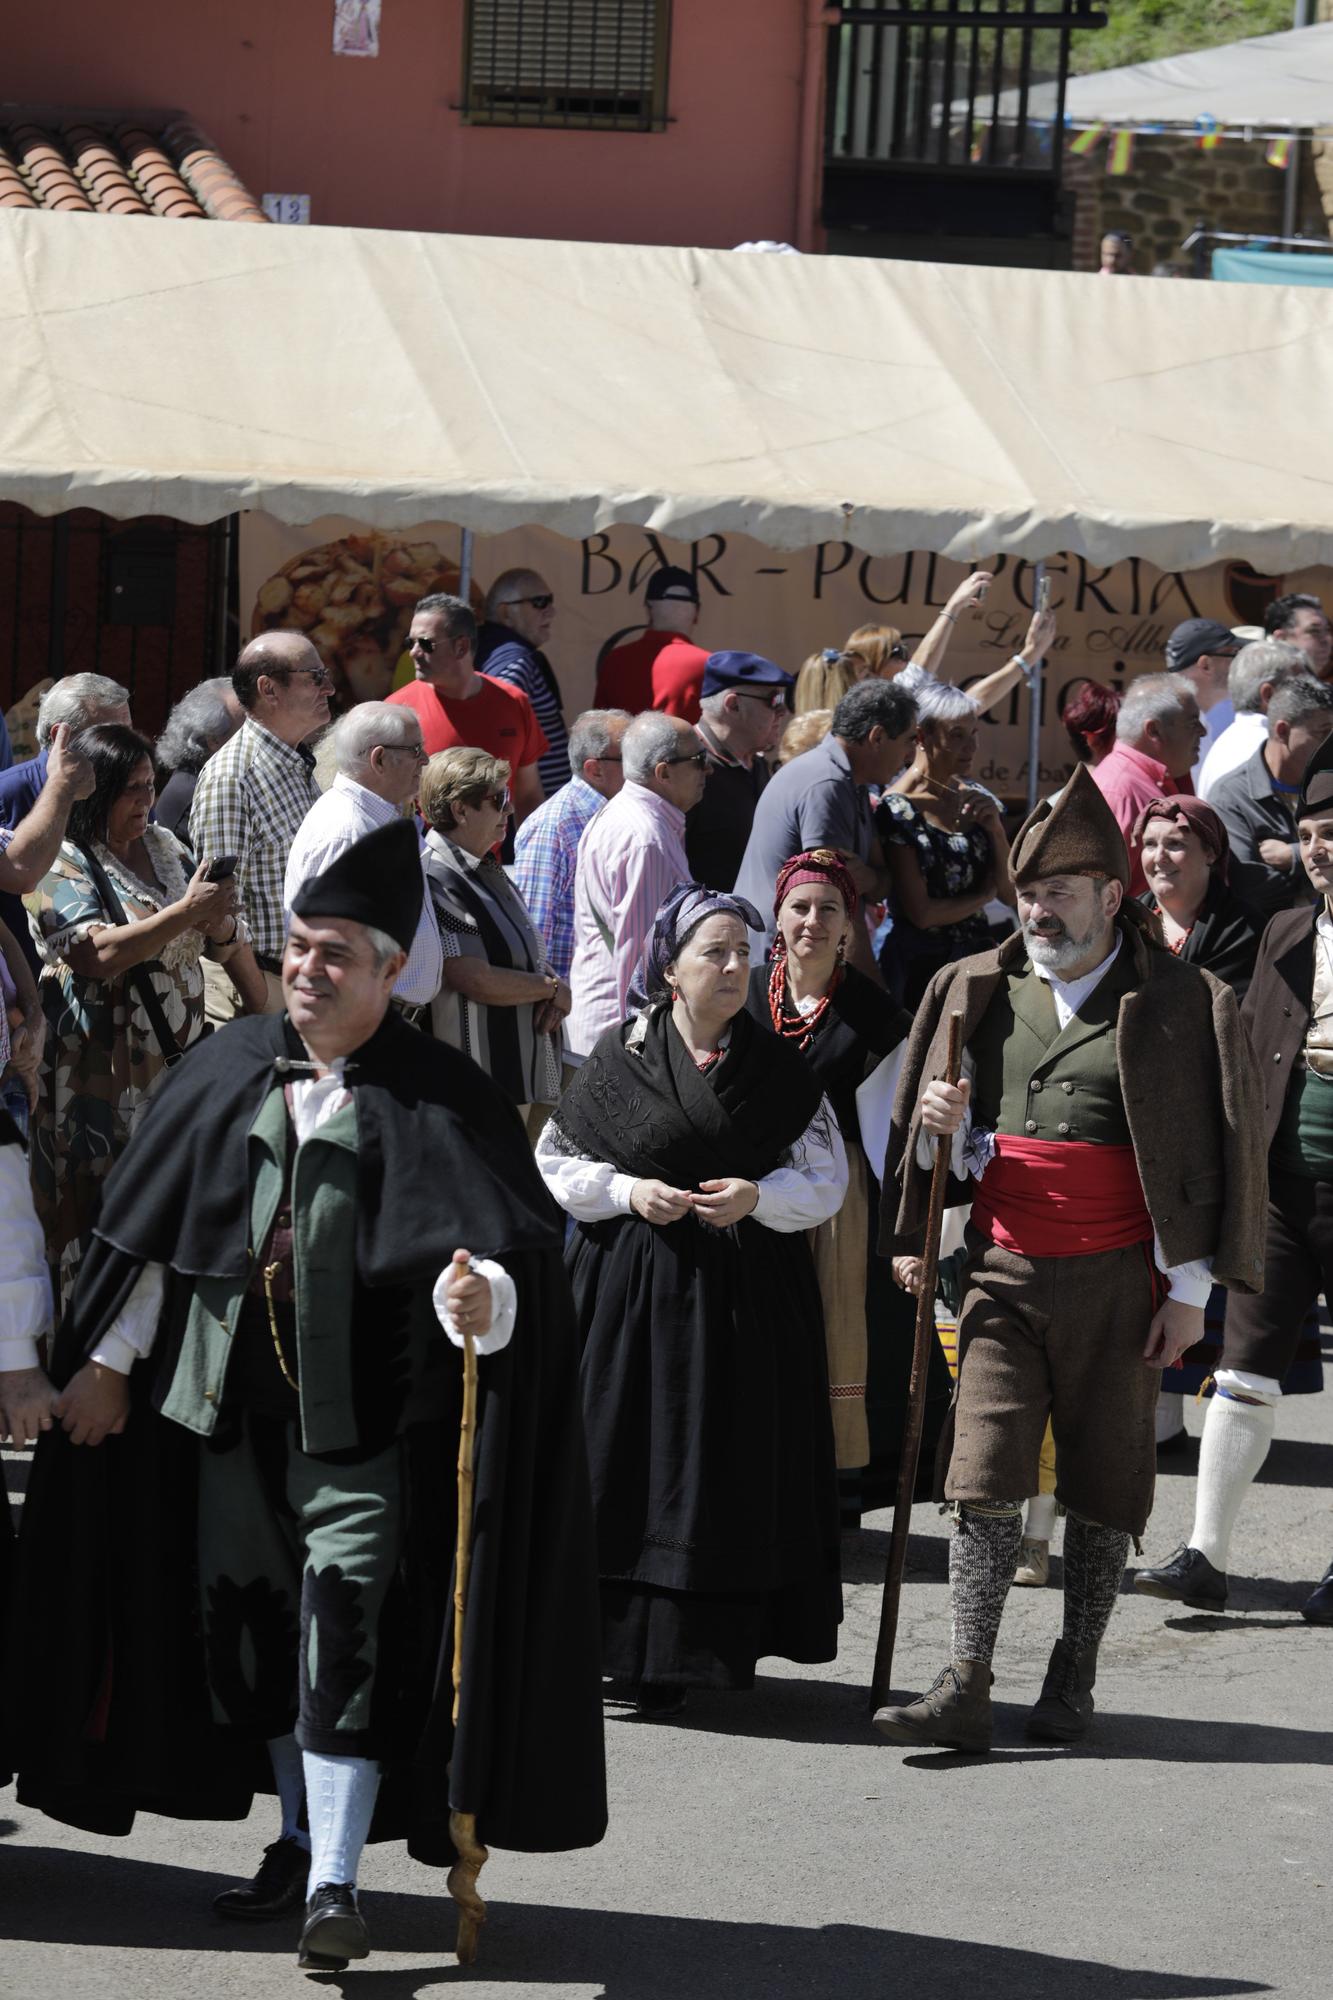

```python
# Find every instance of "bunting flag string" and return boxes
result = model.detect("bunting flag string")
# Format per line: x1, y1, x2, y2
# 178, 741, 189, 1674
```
1195, 114, 1223, 152
1068, 122, 1106, 156
1107, 129, 1135, 175
1266, 136, 1292, 169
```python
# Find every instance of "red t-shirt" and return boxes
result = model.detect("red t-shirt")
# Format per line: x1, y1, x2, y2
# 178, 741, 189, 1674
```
387, 673, 548, 767
595, 632, 710, 723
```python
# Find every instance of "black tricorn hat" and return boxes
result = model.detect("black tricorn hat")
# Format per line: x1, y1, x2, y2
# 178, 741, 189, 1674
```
1298, 727, 1333, 819
1009, 762, 1130, 891
291, 819, 422, 954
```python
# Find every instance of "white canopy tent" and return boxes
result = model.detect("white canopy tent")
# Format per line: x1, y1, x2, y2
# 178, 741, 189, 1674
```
1061, 21, 1333, 133
4, 206, 1333, 571
975, 22, 1333, 132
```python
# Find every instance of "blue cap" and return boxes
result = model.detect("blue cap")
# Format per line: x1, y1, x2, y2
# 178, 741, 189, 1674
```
701, 650, 795, 702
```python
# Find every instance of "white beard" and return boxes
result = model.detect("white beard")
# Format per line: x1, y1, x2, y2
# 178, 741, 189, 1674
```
1023, 921, 1105, 975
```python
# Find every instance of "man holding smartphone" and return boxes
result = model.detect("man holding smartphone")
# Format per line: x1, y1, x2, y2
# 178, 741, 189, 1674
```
191, 633, 329, 1017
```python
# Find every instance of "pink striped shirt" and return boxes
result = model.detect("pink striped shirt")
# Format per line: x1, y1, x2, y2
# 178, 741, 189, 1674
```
567, 782, 689, 1059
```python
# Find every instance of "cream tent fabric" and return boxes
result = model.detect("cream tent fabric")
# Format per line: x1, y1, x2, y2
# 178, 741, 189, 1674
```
4, 206, 1333, 570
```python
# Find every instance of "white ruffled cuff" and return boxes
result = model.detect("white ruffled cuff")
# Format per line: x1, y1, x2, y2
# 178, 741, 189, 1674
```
433, 1256, 517, 1357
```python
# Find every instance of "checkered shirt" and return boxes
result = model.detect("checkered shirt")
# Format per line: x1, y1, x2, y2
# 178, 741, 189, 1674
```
511, 775, 606, 983
190, 718, 320, 959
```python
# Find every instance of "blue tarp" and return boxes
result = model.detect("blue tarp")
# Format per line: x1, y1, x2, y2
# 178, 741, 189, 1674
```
1212, 246, 1333, 286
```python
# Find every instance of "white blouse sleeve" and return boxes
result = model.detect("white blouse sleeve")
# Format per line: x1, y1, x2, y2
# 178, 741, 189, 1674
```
0, 1145, 54, 1373
535, 1125, 637, 1221
89, 1262, 167, 1373
751, 1096, 848, 1233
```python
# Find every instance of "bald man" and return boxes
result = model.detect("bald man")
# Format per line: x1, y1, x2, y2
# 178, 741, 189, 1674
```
190, 633, 330, 1015
476, 568, 571, 797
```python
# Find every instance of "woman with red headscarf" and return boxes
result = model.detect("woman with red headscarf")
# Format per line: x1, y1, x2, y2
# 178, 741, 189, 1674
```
1134, 795, 1264, 1003
745, 850, 912, 1476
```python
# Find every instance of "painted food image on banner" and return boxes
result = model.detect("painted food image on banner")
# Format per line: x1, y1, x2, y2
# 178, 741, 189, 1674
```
250, 532, 480, 703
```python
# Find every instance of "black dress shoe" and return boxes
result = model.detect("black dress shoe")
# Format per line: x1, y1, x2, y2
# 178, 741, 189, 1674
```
213, 1836, 310, 1920
1133, 1543, 1228, 1611
1300, 1563, 1333, 1626
634, 1684, 688, 1718
298, 1883, 369, 1971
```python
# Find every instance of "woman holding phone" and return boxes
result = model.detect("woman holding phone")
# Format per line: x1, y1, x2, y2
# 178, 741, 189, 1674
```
24, 724, 245, 1308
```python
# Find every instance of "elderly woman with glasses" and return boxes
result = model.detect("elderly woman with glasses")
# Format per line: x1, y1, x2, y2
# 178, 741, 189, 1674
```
536, 882, 847, 1715
420, 746, 568, 1125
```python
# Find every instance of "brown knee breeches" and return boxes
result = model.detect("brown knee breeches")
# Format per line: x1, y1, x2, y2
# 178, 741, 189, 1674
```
937, 1232, 1162, 1538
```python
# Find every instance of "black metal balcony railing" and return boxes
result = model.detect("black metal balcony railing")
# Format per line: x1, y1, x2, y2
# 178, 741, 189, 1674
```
827, 0, 1106, 176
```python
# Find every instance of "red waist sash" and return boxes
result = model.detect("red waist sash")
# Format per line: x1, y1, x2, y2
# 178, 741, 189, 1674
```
970, 1136, 1152, 1258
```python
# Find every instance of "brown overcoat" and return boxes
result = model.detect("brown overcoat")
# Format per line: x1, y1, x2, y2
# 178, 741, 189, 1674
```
880, 918, 1267, 1294
1239, 902, 1317, 1151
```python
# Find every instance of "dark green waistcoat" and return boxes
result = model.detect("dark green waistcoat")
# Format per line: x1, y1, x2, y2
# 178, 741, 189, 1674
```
970, 947, 1137, 1145
160, 1084, 447, 1454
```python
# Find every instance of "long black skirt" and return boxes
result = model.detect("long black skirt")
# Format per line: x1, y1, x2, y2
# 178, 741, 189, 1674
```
570, 1209, 841, 1691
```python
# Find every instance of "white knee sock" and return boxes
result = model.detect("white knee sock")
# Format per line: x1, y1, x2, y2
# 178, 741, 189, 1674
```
267, 1733, 310, 1851
1155, 1392, 1185, 1443
1025, 1493, 1058, 1542
1190, 1394, 1277, 1571
303, 1751, 381, 1895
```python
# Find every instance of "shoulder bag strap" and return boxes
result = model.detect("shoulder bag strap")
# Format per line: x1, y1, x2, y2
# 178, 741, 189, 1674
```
74, 843, 186, 1067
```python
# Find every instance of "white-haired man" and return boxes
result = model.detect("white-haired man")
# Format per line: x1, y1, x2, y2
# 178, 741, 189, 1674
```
284, 701, 442, 1008
567, 710, 707, 1060
1197, 639, 1308, 800
513, 707, 631, 984
1092, 674, 1204, 894
0, 672, 128, 976
475, 567, 570, 797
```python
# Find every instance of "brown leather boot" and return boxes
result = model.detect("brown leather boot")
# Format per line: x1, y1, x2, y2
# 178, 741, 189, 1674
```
873, 1660, 994, 1752
1026, 1638, 1097, 1741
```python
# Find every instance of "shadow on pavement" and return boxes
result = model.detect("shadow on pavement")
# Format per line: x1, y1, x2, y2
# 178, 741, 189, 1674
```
839, 1528, 947, 1587
0, 1847, 1271, 2000
896, 1703, 1333, 1768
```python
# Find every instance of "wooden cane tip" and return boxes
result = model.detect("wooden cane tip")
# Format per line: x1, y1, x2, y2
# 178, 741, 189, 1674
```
456, 1912, 483, 1965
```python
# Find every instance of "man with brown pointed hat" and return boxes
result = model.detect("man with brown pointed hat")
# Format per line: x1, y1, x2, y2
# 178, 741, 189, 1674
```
1137, 724, 1333, 1625
873, 764, 1265, 1751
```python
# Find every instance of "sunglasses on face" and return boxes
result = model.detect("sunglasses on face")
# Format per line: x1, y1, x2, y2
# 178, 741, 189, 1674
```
479, 789, 511, 812
664, 750, 709, 769
378, 741, 428, 762
407, 634, 437, 655
734, 688, 790, 711
284, 665, 333, 689
510, 593, 555, 611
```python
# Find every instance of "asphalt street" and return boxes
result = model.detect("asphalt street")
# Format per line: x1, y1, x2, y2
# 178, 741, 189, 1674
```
3, 1378, 1332, 2000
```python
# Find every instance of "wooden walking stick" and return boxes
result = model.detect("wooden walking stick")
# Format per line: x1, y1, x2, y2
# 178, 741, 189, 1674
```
870, 1008, 965, 1708
448, 1309, 489, 1967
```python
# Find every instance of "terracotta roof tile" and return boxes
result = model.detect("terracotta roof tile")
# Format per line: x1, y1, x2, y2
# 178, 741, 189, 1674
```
0, 109, 266, 221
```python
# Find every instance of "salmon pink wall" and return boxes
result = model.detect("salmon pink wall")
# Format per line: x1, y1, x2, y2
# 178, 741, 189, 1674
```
7, 0, 814, 247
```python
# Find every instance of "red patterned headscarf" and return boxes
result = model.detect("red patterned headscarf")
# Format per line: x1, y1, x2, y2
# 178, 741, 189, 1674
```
1131, 795, 1230, 883
773, 848, 859, 923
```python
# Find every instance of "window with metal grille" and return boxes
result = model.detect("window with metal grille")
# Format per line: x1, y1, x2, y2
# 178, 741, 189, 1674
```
463, 0, 671, 130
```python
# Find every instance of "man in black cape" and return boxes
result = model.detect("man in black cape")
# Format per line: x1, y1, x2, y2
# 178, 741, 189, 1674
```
9, 819, 606, 1971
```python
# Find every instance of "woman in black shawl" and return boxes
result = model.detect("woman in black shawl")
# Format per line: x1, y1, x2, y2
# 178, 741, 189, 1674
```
536, 885, 847, 1714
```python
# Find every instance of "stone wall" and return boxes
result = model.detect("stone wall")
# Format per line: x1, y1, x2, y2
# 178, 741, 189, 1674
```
1069, 132, 1328, 275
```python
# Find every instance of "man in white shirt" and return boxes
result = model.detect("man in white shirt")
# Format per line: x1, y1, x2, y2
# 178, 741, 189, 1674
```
874, 766, 1264, 1755
1197, 638, 1306, 800
566, 710, 707, 1060
284, 702, 442, 1010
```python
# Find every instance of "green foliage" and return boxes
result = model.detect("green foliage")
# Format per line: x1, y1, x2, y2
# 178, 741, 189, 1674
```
1070, 0, 1296, 76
